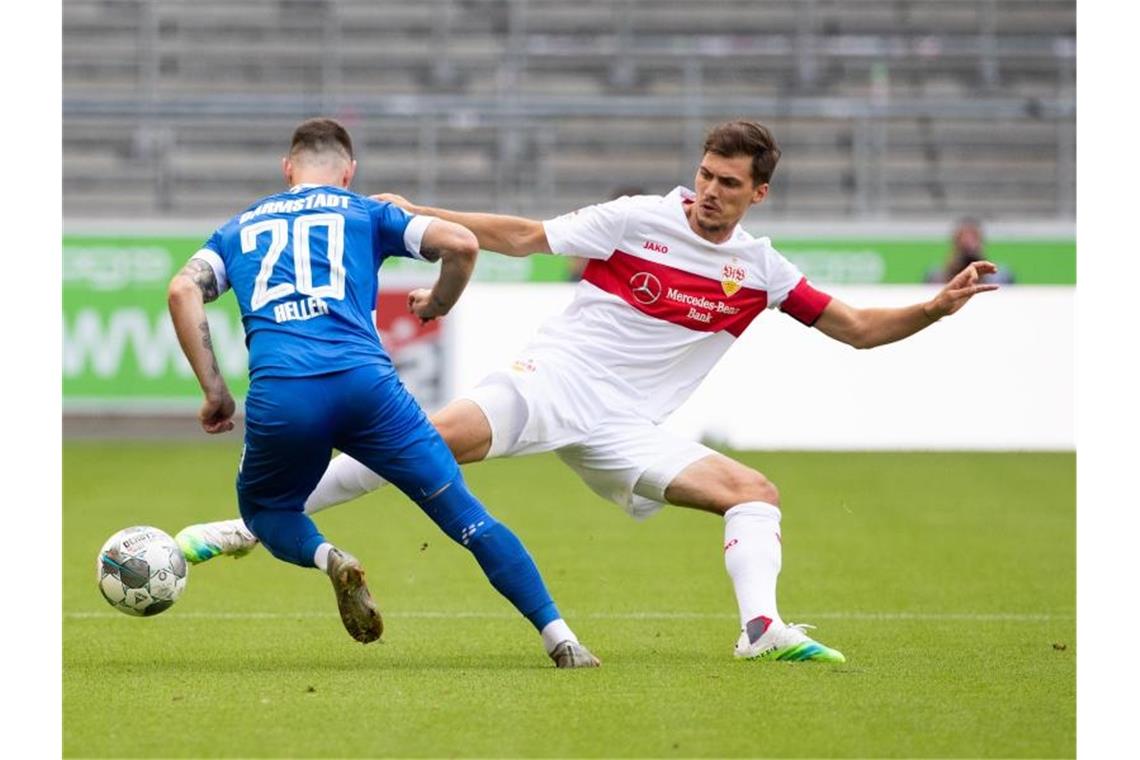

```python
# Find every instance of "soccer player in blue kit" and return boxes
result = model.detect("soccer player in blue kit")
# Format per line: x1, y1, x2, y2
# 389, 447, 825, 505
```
167, 118, 599, 667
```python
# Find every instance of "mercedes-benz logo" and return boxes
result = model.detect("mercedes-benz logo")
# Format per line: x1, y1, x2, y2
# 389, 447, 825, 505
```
628, 272, 662, 305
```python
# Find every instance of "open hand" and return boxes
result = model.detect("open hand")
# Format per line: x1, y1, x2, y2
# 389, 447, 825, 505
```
925, 261, 1000, 320
373, 193, 416, 213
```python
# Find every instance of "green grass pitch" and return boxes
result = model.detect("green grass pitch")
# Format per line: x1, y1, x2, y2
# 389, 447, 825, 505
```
64, 443, 1074, 758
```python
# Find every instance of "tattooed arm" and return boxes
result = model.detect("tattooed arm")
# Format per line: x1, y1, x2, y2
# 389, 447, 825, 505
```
168, 258, 235, 434
405, 219, 479, 324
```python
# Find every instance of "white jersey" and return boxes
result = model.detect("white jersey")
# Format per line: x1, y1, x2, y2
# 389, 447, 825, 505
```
520, 186, 832, 424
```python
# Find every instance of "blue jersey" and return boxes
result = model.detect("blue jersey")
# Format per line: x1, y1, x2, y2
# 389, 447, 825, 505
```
193, 184, 428, 379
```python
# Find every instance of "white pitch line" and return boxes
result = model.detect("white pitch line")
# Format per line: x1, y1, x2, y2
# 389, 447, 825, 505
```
64, 610, 1074, 622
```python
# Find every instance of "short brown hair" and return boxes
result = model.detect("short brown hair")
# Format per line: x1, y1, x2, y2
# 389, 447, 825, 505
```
289, 117, 354, 161
702, 120, 781, 185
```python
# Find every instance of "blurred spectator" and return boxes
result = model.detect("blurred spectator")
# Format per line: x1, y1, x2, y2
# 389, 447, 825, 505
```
566, 186, 648, 281
925, 217, 1015, 285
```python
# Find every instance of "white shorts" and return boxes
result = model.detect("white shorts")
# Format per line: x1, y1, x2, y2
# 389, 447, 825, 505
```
460, 368, 715, 519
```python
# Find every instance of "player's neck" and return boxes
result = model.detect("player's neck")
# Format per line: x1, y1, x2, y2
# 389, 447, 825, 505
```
684, 205, 736, 245
288, 172, 349, 189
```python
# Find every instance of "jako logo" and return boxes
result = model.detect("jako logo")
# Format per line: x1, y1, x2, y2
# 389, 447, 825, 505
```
723, 538, 739, 552
643, 240, 669, 254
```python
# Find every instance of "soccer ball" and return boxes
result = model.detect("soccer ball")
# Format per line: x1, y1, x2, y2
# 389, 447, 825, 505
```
97, 526, 188, 617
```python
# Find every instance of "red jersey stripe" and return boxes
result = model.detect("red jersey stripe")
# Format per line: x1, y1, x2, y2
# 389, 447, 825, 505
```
582, 250, 768, 337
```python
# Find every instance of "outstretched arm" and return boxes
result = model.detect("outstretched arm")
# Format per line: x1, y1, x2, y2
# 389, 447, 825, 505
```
406, 219, 480, 323
375, 193, 550, 257
814, 261, 1000, 349
167, 259, 235, 433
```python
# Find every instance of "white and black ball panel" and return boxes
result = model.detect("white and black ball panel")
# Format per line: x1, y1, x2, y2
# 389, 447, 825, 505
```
96, 526, 188, 617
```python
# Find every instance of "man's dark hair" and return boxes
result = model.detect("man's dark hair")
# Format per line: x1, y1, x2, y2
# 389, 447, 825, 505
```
289, 117, 354, 161
702, 120, 781, 185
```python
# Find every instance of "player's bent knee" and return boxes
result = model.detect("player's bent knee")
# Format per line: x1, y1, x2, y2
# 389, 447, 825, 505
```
430, 399, 499, 464
731, 468, 780, 507
760, 476, 780, 506
431, 412, 490, 463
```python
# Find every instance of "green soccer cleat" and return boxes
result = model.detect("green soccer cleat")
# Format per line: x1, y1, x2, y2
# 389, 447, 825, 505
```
175, 519, 259, 565
734, 617, 846, 663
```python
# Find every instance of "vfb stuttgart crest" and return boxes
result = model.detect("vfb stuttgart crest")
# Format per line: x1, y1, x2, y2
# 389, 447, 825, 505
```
721, 259, 747, 297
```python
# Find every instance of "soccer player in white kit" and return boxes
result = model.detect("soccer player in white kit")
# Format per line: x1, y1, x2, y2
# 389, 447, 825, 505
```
179, 120, 999, 662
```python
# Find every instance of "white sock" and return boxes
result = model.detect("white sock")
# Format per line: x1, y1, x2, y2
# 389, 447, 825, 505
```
723, 501, 785, 635
312, 542, 334, 572
304, 454, 389, 515
540, 619, 577, 654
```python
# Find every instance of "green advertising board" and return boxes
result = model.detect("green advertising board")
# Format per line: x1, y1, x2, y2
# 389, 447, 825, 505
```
63, 237, 250, 408
775, 239, 1076, 285
62, 232, 1075, 409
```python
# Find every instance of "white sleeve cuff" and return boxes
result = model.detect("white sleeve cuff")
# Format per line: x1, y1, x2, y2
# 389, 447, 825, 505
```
403, 215, 438, 260
541, 218, 570, 257
189, 248, 229, 294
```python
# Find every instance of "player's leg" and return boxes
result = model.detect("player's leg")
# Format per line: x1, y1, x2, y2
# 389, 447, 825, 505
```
174, 380, 514, 564
301, 397, 497, 513
236, 375, 382, 644
659, 455, 784, 629
657, 454, 844, 662
304, 371, 530, 514
335, 368, 597, 666
408, 469, 599, 668
557, 420, 842, 662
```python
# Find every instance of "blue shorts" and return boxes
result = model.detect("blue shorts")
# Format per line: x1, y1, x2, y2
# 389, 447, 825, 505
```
236, 365, 458, 520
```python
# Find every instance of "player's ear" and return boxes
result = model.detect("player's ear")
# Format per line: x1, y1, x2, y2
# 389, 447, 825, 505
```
342, 159, 358, 189
751, 182, 769, 206
282, 157, 294, 186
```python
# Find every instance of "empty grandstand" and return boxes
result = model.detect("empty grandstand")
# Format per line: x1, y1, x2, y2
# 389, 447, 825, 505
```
63, 0, 1075, 220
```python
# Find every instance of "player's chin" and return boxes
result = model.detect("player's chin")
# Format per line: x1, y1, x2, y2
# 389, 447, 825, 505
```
697, 208, 729, 230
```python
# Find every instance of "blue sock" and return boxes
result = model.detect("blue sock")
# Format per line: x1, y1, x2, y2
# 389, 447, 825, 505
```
242, 508, 326, 568
418, 477, 560, 630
